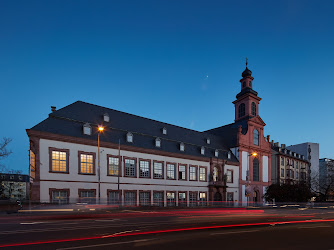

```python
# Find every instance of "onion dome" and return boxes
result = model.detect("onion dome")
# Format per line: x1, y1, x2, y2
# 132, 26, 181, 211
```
242, 67, 252, 78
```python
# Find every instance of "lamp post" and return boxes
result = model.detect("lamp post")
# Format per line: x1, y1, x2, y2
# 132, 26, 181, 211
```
246, 152, 257, 206
97, 126, 104, 204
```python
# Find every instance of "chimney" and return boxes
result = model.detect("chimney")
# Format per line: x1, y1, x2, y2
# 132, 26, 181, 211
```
271, 140, 274, 145
266, 135, 270, 142
281, 144, 286, 149
274, 142, 279, 147
51, 106, 56, 112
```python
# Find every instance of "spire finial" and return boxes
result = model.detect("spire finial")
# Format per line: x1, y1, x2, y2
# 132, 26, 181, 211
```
246, 57, 248, 67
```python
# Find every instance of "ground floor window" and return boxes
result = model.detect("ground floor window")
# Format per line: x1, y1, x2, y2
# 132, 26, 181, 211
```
178, 192, 187, 207
51, 190, 68, 205
153, 192, 164, 207
227, 192, 234, 206
79, 190, 96, 204
124, 191, 136, 206
140, 192, 151, 206
166, 192, 176, 207
108, 191, 120, 206
199, 192, 207, 206
189, 192, 197, 207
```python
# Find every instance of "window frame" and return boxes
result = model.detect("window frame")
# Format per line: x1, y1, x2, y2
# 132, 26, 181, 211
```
178, 164, 187, 181
189, 191, 198, 207
180, 142, 185, 152
107, 189, 122, 206
139, 190, 151, 206
238, 103, 245, 118
124, 190, 137, 207
166, 191, 176, 207
199, 166, 207, 182
139, 159, 151, 179
226, 169, 233, 183
153, 191, 164, 207
253, 129, 259, 146
126, 132, 133, 143
178, 191, 187, 207
78, 151, 96, 175
78, 189, 96, 204
251, 102, 257, 116
49, 147, 70, 174
253, 158, 260, 182
49, 188, 70, 204
153, 160, 164, 179
107, 154, 122, 176
166, 162, 176, 180
155, 137, 161, 148
189, 165, 198, 181
199, 192, 207, 206
123, 157, 137, 178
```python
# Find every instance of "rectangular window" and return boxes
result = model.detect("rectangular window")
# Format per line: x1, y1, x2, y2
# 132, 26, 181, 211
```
226, 170, 233, 183
108, 191, 120, 206
199, 192, 207, 206
227, 192, 234, 206
178, 192, 187, 207
281, 157, 284, 166
51, 190, 68, 204
153, 191, 164, 207
79, 190, 96, 204
108, 156, 119, 176
189, 192, 197, 207
179, 165, 187, 180
79, 153, 94, 174
124, 158, 136, 177
287, 169, 290, 177
291, 170, 294, 178
166, 164, 176, 179
140, 160, 150, 178
30, 150, 36, 172
153, 162, 163, 179
51, 149, 68, 173
124, 191, 136, 206
167, 192, 176, 206
281, 168, 284, 177
296, 162, 299, 169
189, 166, 197, 181
296, 171, 299, 179
199, 167, 207, 181
139, 192, 151, 206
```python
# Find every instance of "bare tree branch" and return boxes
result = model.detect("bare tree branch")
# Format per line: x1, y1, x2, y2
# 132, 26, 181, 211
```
0, 138, 12, 159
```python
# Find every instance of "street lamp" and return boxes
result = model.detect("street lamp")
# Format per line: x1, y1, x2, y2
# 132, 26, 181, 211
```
246, 152, 257, 206
97, 126, 104, 204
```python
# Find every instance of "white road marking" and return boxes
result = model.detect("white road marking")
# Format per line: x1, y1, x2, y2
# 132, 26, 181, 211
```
211, 230, 259, 235
56, 239, 152, 250
20, 222, 45, 225
19, 209, 74, 212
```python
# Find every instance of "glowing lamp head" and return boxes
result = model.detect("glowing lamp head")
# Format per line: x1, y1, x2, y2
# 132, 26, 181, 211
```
252, 152, 257, 157
98, 126, 104, 132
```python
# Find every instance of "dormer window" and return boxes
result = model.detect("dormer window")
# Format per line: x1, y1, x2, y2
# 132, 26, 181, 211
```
103, 113, 110, 122
162, 127, 167, 135
180, 143, 185, 152
83, 123, 91, 135
155, 138, 161, 148
228, 152, 231, 159
126, 132, 133, 143
206, 138, 210, 144
215, 149, 219, 157
201, 146, 205, 155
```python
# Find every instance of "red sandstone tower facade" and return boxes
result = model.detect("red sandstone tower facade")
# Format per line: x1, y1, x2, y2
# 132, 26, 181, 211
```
233, 62, 272, 204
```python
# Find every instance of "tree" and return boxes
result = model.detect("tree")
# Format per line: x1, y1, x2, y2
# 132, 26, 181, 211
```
313, 159, 334, 201
264, 183, 312, 203
0, 137, 13, 173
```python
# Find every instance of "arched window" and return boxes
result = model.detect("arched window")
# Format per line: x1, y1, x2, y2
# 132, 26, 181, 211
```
251, 102, 257, 116
253, 129, 259, 145
242, 81, 246, 88
238, 103, 245, 118
253, 158, 259, 182
213, 167, 218, 182
249, 81, 252, 88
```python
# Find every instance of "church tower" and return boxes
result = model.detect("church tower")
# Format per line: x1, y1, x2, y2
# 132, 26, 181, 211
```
233, 59, 262, 122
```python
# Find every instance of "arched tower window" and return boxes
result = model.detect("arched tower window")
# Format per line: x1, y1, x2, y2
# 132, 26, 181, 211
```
242, 81, 246, 88
251, 102, 257, 116
253, 129, 259, 146
238, 103, 245, 118
253, 158, 259, 182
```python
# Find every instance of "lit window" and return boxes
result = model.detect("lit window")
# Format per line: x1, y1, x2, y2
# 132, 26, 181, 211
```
189, 166, 197, 181
83, 123, 91, 135
215, 149, 219, 157
140, 160, 150, 178
238, 103, 245, 118
153, 162, 163, 179
79, 153, 94, 174
124, 158, 136, 177
103, 113, 110, 122
213, 167, 218, 182
199, 192, 206, 206
167, 164, 175, 179
201, 146, 205, 155
251, 102, 256, 116
155, 138, 161, 148
108, 156, 119, 176
179, 165, 186, 180
226, 170, 233, 183
178, 192, 186, 207
180, 143, 185, 151
166, 192, 176, 206
199, 167, 206, 181
30, 150, 36, 172
162, 127, 167, 135
126, 132, 133, 143
253, 129, 259, 146
51, 150, 68, 173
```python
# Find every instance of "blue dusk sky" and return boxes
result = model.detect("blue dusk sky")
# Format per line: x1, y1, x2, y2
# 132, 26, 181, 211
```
1, 0, 334, 174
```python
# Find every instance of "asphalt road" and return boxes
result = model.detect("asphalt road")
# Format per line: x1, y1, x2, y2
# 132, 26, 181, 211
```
1, 207, 334, 249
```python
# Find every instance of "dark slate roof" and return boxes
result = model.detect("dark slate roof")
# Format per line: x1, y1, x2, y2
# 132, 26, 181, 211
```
236, 87, 258, 99
204, 118, 249, 148
271, 145, 308, 162
30, 101, 238, 163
